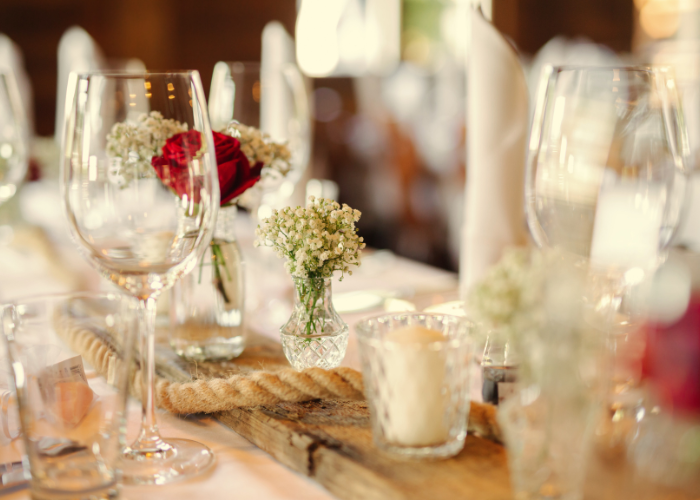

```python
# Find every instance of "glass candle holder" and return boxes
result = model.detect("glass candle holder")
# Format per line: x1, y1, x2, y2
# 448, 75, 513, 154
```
355, 313, 472, 459
0, 293, 138, 500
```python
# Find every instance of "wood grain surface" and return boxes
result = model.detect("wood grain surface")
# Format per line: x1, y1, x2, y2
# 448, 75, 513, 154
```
153, 329, 698, 500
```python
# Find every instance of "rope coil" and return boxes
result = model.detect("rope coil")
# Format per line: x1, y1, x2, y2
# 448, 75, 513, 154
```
54, 314, 364, 414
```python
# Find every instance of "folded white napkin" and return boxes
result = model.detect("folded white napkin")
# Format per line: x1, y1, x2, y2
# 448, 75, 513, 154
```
55, 26, 104, 143
0, 33, 33, 136
461, 11, 529, 298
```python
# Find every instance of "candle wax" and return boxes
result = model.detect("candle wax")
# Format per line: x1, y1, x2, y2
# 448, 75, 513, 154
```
381, 326, 449, 447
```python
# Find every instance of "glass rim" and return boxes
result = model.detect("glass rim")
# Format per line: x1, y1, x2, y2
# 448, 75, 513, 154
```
217, 61, 261, 69
355, 312, 472, 348
72, 70, 202, 79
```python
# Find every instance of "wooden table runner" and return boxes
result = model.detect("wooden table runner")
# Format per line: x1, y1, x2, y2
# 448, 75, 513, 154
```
153, 330, 697, 500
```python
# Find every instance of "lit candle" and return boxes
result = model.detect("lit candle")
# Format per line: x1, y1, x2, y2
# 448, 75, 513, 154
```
590, 181, 664, 269
380, 326, 449, 447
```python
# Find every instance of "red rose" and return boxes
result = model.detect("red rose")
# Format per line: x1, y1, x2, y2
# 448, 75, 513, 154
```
213, 131, 263, 205
152, 130, 203, 202
152, 130, 262, 206
643, 294, 700, 416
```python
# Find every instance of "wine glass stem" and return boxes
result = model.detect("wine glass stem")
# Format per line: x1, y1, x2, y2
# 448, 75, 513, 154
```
135, 297, 166, 449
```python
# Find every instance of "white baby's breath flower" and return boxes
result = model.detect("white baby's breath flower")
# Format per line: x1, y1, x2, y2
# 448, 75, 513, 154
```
105, 111, 188, 188
254, 196, 365, 281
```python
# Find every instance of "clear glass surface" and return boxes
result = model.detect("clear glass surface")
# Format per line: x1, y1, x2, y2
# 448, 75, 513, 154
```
208, 61, 311, 207
0, 71, 28, 208
60, 71, 218, 484
527, 66, 689, 333
170, 205, 246, 361
0, 293, 138, 500
355, 313, 472, 459
280, 277, 349, 370
527, 66, 688, 265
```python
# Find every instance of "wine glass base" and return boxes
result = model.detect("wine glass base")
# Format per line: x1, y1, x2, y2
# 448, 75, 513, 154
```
121, 438, 215, 485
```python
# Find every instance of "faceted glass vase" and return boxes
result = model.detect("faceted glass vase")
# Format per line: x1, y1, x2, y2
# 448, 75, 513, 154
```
170, 204, 246, 361
280, 277, 349, 370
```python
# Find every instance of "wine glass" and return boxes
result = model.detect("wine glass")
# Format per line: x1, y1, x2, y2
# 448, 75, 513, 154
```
60, 71, 219, 484
526, 66, 690, 429
208, 61, 311, 211
0, 70, 28, 209
526, 66, 689, 325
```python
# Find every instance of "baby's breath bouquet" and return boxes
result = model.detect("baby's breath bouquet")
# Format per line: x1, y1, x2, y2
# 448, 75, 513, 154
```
105, 111, 188, 187
255, 196, 365, 343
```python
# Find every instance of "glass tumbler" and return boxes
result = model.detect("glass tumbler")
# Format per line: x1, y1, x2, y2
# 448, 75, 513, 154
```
355, 313, 472, 459
1, 293, 137, 500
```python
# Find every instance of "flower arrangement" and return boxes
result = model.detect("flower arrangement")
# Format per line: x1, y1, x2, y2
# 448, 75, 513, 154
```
467, 247, 544, 343
105, 113, 293, 305
105, 111, 187, 187
255, 196, 365, 336
254, 196, 365, 280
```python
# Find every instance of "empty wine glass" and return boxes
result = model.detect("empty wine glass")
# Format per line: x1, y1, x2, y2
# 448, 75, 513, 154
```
208, 61, 311, 210
61, 71, 219, 484
526, 66, 690, 439
0, 70, 28, 208
526, 66, 689, 328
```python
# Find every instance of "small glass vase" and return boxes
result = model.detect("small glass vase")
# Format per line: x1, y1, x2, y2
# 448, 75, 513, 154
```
280, 277, 349, 370
481, 329, 518, 405
170, 204, 245, 361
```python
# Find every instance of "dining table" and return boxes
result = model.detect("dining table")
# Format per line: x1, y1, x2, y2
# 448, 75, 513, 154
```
0, 178, 463, 500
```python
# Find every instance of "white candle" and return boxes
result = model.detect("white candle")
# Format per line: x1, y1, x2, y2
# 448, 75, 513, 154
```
590, 179, 664, 269
380, 326, 449, 447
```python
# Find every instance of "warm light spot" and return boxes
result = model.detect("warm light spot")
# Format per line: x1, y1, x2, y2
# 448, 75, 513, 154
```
144, 81, 151, 89
189, 100, 193, 107
145, 93, 152, 98
252, 81, 261, 102
640, 0, 679, 39
129, 102, 136, 106
296, 0, 345, 76
168, 95, 175, 99
129, 93, 136, 98
167, 83, 175, 91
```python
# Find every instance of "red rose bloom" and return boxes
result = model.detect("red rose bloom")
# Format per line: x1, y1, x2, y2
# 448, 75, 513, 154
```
212, 132, 263, 205
152, 130, 203, 202
152, 130, 262, 206
643, 294, 700, 416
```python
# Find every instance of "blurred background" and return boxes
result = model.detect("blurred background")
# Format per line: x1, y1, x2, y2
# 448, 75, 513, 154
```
2, 0, 699, 272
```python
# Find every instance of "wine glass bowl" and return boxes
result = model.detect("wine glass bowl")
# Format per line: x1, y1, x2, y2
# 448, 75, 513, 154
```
61, 71, 218, 484
0, 70, 28, 207
526, 66, 688, 272
208, 61, 311, 206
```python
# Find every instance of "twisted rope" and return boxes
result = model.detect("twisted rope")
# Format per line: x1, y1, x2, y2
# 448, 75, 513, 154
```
53, 314, 364, 414
53, 312, 503, 443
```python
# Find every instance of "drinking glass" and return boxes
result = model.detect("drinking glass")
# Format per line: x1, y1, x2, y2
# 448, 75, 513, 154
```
0, 70, 28, 208
355, 313, 472, 459
208, 61, 311, 207
526, 67, 689, 326
526, 66, 690, 458
1, 292, 138, 500
61, 71, 219, 484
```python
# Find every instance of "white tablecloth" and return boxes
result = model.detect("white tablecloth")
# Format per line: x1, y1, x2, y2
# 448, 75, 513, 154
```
1, 181, 460, 500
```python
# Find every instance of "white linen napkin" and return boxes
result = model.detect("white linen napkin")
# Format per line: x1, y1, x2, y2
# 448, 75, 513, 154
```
461, 10, 529, 299
55, 26, 104, 143
0, 33, 33, 136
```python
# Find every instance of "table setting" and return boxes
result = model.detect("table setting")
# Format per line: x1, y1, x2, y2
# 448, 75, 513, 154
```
0, 5, 696, 500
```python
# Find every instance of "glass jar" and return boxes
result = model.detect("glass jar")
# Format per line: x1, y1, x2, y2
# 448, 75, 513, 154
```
481, 328, 518, 405
170, 204, 245, 361
280, 277, 349, 370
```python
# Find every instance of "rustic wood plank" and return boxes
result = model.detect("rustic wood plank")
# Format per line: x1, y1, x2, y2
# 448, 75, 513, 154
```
214, 400, 512, 500
153, 330, 698, 500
